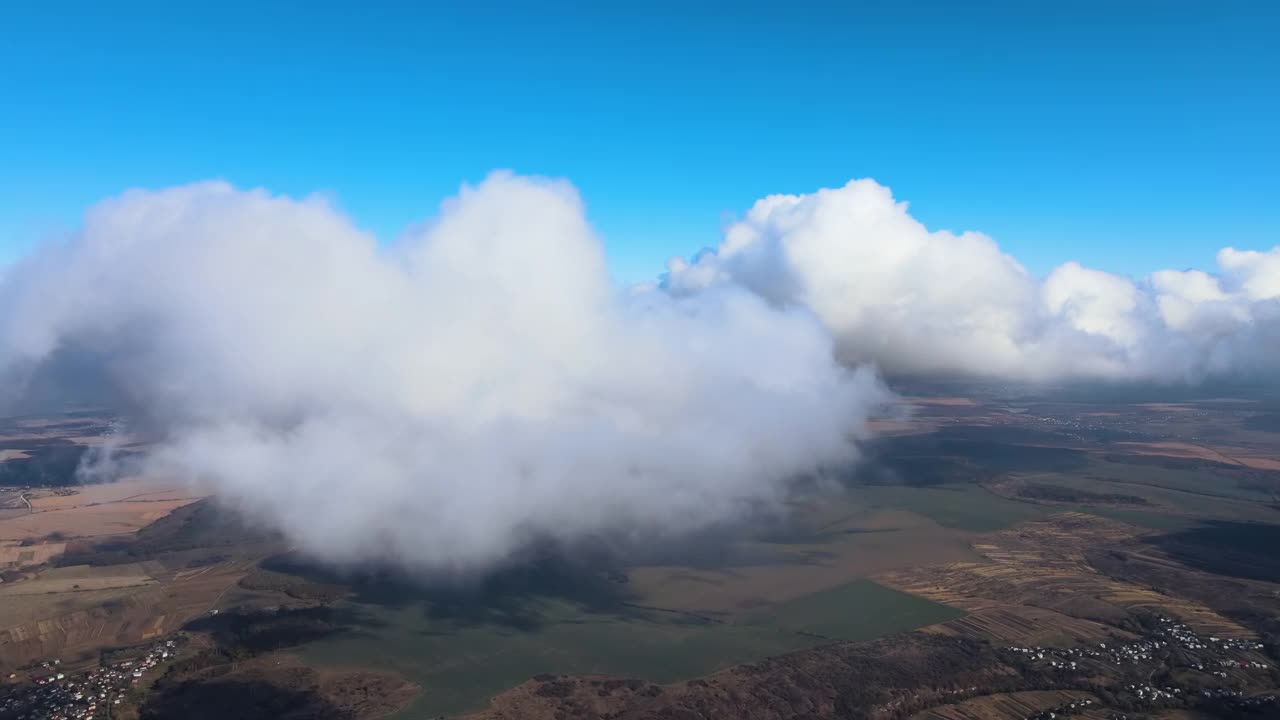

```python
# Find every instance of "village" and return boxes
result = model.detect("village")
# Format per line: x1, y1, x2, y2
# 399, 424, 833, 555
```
1009, 616, 1279, 719
0, 639, 182, 720
1008, 615, 1268, 674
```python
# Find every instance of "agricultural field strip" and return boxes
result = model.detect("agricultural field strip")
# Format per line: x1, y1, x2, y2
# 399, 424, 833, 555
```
909, 689, 1099, 720
875, 513, 1255, 642
25, 491, 194, 513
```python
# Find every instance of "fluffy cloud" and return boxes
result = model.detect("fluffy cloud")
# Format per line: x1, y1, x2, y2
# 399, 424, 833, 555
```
0, 172, 888, 570
5, 171, 1278, 570
666, 178, 1280, 382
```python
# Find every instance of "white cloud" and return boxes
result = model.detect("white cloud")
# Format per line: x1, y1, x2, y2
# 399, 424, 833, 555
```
666, 178, 1280, 383
0, 172, 888, 570
5, 171, 1277, 570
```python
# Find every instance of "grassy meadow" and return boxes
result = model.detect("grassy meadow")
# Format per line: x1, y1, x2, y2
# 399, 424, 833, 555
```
299, 578, 961, 718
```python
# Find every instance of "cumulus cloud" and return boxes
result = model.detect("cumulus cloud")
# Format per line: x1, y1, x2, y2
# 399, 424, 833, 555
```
5, 171, 1277, 570
0, 172, 888, 570
666, 178, 1280, 382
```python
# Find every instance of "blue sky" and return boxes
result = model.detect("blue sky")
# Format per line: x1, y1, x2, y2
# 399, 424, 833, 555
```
2, 1, 1277, 282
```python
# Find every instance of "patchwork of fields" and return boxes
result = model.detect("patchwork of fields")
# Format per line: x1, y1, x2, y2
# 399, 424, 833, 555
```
3, 394, 1280, 719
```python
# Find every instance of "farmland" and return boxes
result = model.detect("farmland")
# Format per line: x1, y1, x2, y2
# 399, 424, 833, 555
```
743, 579, 964, 641
5, 390, 1280, 719
625, 505, 984, 618
293, 577, 963, 717
0, 487, 268, 671
908, 690, 1100, 720
0, 479, 205, 544
301, 598, 810, 718
449, 390, 1280, 719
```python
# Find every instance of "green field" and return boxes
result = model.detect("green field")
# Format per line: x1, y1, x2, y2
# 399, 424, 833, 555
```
279, 479, 1021, 718
744, 578, 965, 640
1081, 457, 1276, 503
851, 483, 1045, 531
1010, 466, 1280, 527
1071, 506, 1203, 531
300, 599, 813, 718
297, 579, 962, 718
